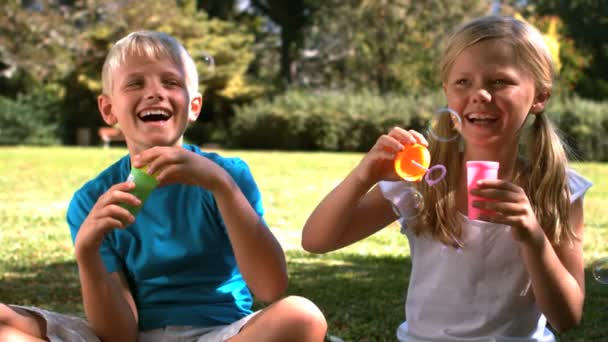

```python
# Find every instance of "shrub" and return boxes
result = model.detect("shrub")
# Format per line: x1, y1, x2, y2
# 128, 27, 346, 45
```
230, 90, 443, 151
0, 87, 61, 145
230, 90, 607, 161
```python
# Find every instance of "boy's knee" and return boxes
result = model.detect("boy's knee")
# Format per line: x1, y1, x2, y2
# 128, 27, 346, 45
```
278, 296, 327, 332
0, 304, 16, 323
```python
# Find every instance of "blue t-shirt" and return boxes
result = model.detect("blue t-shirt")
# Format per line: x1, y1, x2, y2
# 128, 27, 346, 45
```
66, 144, 265, 330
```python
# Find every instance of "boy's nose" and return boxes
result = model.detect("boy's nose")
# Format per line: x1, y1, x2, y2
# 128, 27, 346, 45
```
146, 85, 165, 100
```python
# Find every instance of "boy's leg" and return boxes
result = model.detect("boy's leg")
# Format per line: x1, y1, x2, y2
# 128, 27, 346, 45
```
0, 304, 47, 340
228, 295, 327, 342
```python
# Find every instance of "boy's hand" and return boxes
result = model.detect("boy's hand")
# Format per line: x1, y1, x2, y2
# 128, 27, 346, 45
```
133, 146, 227, 191
356, 127, 427, 183
471, 179, 545, 247
75, 182, 140, 256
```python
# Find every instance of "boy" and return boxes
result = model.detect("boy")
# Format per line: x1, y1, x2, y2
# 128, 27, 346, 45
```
0, 31, 327, 341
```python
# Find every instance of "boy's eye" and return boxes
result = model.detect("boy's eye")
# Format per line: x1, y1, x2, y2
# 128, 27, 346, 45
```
125, 80, 143, 88
163, 79, 183, 87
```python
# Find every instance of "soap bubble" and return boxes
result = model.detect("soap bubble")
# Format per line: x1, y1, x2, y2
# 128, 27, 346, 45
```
428, 108, 462, 143
592, 257, 608, 285
198, 52, 215, 81
390, 188, 424, 220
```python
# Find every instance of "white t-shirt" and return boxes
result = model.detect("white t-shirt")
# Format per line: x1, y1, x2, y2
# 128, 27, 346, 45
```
378, 169, 592, 342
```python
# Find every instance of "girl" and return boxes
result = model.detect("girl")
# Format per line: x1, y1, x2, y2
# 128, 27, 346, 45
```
302, 16, 592, 341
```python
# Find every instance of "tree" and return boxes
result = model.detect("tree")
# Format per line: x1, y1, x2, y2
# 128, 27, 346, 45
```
250, 0, 320, 86
530, 0, 608, 100
297, 0, 490, 94
0, 0, 78, 96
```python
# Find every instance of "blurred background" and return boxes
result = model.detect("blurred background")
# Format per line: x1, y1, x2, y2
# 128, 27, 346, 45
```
1, 0, 606, 159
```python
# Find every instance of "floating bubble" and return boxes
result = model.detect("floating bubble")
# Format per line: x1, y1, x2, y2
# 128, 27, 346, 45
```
390, 188, 424, 220
198, 52, 215, 81
592, 257, 608, 285
428, 107, 462, 143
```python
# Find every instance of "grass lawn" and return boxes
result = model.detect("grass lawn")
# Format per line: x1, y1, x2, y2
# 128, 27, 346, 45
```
1, 146, 607, 341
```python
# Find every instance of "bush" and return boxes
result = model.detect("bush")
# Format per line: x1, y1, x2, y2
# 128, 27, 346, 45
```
230, 90, 608, 161
548, 96, 608, 161
0, 87, 61, 145
230, 90, 445, 151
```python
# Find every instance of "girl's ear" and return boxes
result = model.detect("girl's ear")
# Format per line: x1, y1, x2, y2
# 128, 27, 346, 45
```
188, 93, 203, 123
98, 94, 118, 125
530, 90, 551, 114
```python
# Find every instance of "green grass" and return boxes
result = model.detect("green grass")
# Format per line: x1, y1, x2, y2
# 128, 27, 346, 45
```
1, 147, 607, 341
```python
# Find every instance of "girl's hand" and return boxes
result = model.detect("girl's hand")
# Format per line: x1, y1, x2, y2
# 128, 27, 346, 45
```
75, 182, 140, 255
356, 127, 428, 183
471, 179, 545, 247
133, 146, 227, 191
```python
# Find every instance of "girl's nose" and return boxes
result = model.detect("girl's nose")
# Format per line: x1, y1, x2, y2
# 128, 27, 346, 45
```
471, 88, 491, 104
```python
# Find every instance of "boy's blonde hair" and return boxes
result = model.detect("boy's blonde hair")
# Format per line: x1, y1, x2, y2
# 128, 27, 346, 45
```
412, 16, 573, 246
101, 31, 199, 96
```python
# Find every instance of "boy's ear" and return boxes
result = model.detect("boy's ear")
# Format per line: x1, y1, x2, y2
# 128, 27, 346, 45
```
98, 94, 118, 126
530, 90, 551, 114
188, 93, 203, 123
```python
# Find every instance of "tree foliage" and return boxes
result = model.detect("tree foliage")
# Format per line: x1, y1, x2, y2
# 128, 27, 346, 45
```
523, 0, 607, 100
296, 0, 490, 94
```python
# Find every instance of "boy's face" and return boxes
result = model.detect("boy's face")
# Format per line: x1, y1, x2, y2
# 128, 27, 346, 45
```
98, 53, 201, 155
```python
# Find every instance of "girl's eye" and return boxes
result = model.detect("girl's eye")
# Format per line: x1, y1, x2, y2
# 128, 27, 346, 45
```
493, 79, 508, 86
454, 79, 469, 86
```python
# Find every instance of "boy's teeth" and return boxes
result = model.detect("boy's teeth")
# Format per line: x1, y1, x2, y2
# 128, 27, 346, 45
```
140, 109, 169, 117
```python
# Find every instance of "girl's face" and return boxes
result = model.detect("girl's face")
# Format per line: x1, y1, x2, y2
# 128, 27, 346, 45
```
443, 38, 548, 150
98, 54, 201, 155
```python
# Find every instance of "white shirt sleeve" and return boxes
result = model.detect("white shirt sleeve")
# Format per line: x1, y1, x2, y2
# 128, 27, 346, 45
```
567, 168, 593, 202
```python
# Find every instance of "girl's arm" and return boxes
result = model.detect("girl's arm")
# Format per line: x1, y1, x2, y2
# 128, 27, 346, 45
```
473, 181, 585, 332
520, 197, 585, 332
302, 172, 397, 253
302, 126, 426, 253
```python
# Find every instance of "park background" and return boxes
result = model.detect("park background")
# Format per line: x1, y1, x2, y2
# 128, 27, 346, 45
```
1, 0, 607, 340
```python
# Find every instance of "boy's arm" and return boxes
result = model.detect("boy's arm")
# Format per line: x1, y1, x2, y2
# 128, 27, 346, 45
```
213, 173, 288, 302
76, 248, 138, 342
69, 181, 141, 342
134, 147, 289, 302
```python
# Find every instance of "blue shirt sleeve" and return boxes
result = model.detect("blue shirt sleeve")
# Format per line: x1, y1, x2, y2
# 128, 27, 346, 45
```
66, 183, 124, 273
220, 157, 266, 225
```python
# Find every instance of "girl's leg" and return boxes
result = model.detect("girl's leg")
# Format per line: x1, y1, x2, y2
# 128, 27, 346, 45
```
229, 296, 327, 342
0, 304, 47, 341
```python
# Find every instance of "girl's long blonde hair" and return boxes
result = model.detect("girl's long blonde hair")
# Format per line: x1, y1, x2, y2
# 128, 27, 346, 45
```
410, 16, 574, 247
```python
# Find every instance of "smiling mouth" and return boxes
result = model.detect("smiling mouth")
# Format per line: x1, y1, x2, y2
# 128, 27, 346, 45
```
138, 109, 171, 123
465, 113, 498, 125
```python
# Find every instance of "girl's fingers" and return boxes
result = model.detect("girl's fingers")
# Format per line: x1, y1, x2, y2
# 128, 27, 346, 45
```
375, 135, 403, 154
388, 127, 417, 146
408, 130, 428, 146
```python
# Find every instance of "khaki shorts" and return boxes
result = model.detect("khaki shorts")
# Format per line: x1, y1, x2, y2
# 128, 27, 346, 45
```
11, 305, 257, 342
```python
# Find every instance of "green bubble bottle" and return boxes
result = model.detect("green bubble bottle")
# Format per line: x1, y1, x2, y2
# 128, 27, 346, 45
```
122, 166, 159, 216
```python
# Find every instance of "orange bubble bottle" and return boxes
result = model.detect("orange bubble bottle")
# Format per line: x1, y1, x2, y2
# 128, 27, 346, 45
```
394, 144, 430, 182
